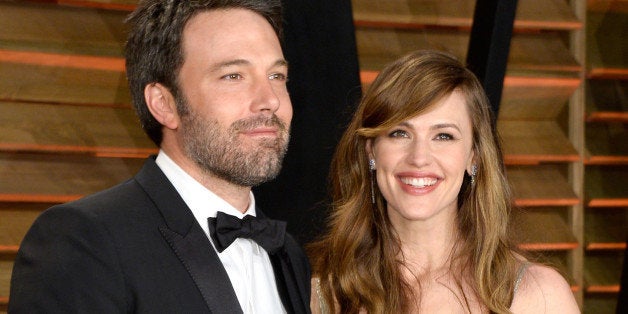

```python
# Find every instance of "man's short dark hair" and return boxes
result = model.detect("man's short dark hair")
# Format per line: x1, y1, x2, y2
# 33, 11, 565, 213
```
125, 0, 283, 145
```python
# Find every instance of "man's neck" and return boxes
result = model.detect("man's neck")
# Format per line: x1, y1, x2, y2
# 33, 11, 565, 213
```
160, 148, 252, 213
195, 171, 251, 214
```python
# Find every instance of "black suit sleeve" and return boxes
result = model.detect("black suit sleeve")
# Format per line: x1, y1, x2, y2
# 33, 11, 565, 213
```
9, 205, 128, 313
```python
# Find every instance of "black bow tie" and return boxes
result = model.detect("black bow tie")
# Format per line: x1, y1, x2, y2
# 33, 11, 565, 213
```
208, 212, 286, 254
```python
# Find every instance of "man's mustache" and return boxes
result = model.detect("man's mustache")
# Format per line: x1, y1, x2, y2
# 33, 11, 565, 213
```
231, 115, 289, 133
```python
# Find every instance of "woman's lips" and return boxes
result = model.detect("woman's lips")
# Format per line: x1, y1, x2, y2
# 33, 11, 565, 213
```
397, 173, 441, 195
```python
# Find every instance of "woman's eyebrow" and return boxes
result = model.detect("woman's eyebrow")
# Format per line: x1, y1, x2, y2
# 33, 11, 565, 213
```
431, 123, 461, 132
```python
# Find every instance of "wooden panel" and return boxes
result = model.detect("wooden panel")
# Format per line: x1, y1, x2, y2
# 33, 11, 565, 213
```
588, 0, 628, 13
0, 2, 129, 105
585, 207, 628, 250
351, 0, 581, 30
585, 122, 628, 164
583, 2, 626, 309
584, 251, 624, 293
0, 153, 144, 201
583, 294, 621, 314
355, 27, 580, 78
500, 76, 580, 120
352, 0, 476, 29
499, 121, 580, 164
513, 208, 578, 250
506, 33, 582, 74
0, 254, 14, 308
356, 27, 467, 72
585, 79, 628, 123
0, 210, 42, 253
508, 165, 580, 206
585, 165, 628, 207
587, 10, 628, 79
585, 85, 626, 163
586, 111, 628, 123
589, 68, 628, 80
0, 1, 127, 56
514, 0, 582, 30
0, 101, 156, 157
0, 50, 125, 71
0, 62, 130, 106
0, 203, 54, 252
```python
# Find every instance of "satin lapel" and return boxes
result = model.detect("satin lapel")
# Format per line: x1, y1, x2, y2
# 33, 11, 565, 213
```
160, 226, 242, 314
268, 251, 294, 313
257, 208, 310, 314
135, 157, 243, 314
269, 248, 309, 314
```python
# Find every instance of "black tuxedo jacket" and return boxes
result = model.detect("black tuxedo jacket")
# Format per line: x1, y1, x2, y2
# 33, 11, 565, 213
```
9, 157, 311, 313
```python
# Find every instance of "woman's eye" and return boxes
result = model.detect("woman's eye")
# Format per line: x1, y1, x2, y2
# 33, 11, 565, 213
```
389, 130, 409, 138
434, 133, 454, 141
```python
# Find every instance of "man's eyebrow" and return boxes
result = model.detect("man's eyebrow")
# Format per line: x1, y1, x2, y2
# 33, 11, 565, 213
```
210, 59, 250, 72
273, 59, 288, 68
210, 59, 288, 72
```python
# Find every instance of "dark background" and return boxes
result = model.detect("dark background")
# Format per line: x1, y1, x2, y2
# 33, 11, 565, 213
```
254, 0, 362, 244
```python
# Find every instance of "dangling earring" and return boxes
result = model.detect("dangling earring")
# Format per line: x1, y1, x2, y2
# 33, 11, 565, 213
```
470, 165, 477, 185
369, 159, 376, 204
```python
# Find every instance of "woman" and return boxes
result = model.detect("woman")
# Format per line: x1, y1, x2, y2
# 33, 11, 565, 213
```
309, 50, 579, 313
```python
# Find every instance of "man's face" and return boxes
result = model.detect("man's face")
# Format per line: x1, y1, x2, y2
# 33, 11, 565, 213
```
176, 8, 292, 187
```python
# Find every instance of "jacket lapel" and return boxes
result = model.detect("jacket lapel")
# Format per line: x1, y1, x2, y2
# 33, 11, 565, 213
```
135, 157, 243, 314
159, 225, 242, 314
269, 248, 310, 314
256, 209, 310, 314
269, 251, 295, 313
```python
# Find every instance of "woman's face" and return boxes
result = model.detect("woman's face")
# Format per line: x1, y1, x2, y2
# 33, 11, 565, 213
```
367, 90, 475, 226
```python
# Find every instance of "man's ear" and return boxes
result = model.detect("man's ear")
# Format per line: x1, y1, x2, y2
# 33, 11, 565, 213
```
144, 83, 179, 130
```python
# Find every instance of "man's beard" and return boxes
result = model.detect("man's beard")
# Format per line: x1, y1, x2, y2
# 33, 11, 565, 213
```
179, 100, 290, 187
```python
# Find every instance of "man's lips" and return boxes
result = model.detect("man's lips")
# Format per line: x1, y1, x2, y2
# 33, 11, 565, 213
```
241, 127, 278, 137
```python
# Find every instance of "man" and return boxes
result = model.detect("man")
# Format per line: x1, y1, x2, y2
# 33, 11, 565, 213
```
9, 0, 310, 313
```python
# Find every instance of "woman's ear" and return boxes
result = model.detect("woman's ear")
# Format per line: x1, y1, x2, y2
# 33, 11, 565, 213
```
466, 149, 477, 175
144, 83, 179, 130
365, 138, 374, 160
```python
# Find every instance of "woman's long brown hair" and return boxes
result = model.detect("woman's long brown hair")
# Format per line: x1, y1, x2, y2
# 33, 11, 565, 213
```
309, 50, 521, 313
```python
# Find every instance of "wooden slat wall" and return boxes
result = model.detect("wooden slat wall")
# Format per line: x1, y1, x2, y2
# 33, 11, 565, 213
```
0, 2, 146, 311
583, 1, 627, 312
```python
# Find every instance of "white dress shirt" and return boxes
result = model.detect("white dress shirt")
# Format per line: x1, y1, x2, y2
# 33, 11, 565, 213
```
156, 151, 286, 314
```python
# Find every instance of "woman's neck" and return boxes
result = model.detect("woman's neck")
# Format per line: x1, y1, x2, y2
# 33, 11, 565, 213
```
392, 210, 460, 275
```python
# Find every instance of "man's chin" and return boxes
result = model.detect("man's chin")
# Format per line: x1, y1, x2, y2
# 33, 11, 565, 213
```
231, 166, 283, 187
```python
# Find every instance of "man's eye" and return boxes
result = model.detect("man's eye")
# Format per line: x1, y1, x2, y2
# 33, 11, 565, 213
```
222, 73, 242, 80
269, 73, 287, 81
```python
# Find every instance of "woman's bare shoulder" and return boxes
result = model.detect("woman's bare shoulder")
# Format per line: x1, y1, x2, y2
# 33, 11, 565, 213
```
510, 263, 580, 313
